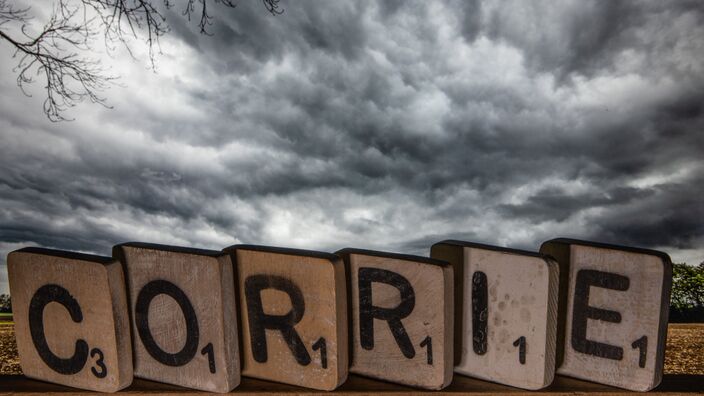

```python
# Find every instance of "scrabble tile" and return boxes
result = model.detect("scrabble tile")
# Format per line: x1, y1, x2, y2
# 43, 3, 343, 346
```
431, 240, 559, 390
7, 247, 132, 392
337, 248, 453, 390
224, 245, 347, 391
113, 243, 239, 392
540, 238, 672, 391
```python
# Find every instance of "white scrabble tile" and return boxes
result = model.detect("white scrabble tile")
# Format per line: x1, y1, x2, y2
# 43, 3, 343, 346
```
540, 238, 672, 392
432, 240, 559, 390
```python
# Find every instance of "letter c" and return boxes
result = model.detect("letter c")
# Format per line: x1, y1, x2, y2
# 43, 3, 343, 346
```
29, 284, 89, 374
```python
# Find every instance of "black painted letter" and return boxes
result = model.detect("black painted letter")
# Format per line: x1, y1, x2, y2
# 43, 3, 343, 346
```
471, 271, 488, 355
29, 284, 89, 375
571, 269, 629, 360
135, 280, 200, 367
244, 275, 310, 366
358, 267, 416, 359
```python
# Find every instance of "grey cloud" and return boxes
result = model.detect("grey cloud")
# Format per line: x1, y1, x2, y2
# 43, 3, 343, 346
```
498, 186, 656, 223
1, 0, 704, 293
458, 0, 483, 43
483, 0, 704, 80
586, 175, 704, 249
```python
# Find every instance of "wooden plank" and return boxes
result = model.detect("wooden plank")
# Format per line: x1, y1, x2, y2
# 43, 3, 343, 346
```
225, 245, 348, 391
114, 243, 240, 392
540, 239, 672, 392
0, 374, 702, 394
338, 248, 453, 389
431, 241, 560, 390
7, 248, 132, 392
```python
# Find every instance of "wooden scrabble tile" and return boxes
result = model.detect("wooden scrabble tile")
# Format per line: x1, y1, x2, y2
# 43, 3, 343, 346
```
224, 245, 347, 391
337, 248, 453, 390
7, 247, 133, 392
540, 238, 672, 392
113, 243, 239, 392
431, 240, 559, 390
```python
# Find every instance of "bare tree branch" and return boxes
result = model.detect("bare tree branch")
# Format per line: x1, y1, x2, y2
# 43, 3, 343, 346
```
262, 0, 283, 15
0, 0, 112, 121
0, 0, 283, 121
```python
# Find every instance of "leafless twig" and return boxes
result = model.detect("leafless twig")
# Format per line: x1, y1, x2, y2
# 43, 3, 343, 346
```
0, 0, 284, 121
0, 1, 112, 121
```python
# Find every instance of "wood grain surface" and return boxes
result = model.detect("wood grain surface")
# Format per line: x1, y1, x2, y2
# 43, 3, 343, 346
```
1, 373, 702, 395
432, 241, 559, 390
339, 248, 453, 390
540, 239, 672, 392
7, 248, 132, 392
227, 245, 348, 391
115, 243, 240, 392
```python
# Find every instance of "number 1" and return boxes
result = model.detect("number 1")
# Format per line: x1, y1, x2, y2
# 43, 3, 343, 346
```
513, 336, 526, 365
632, 336, 647, 368
420, 336, 433, 365
312, 337, 327, 369
201, 343, 216, 373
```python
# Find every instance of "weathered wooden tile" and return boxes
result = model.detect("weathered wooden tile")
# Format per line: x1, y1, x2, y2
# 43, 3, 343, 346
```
7, 247, 133, 392
113, 243, 239, 392
540, 238, 672, 391
224, 245, 347, 391
431, 240, 559, 390
337, 248, 453, 390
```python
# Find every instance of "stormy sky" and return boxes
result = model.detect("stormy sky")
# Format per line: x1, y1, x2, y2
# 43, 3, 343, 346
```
1, 1, 703, 294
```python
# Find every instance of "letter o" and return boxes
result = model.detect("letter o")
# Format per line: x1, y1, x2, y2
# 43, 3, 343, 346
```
135, 280, 199, 366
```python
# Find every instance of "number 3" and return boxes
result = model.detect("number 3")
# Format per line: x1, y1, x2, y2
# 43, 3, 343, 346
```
90, 348, 107, 378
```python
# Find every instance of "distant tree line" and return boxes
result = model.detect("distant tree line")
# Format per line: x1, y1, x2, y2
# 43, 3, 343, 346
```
670, 262, 704, 322
0, 262, 702, 321
0, 294, 10, 313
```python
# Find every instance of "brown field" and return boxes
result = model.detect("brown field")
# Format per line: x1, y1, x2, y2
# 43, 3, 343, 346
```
0, 322, 702, 376
0, 322, 18, 375
663, 323, 704, 374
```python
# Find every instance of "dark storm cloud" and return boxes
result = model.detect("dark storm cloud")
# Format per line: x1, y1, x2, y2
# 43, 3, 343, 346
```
1, 0, 704, 292
588, 174, 704, 249
498, 186, 656, 223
